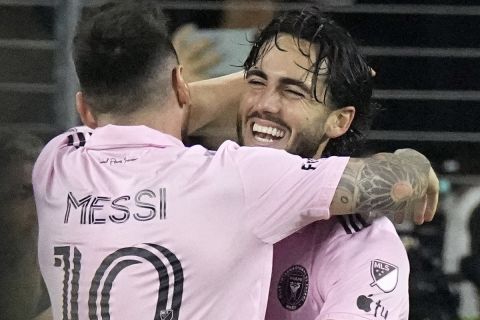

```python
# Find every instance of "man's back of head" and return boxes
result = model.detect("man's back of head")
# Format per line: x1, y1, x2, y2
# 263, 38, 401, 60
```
72, 0, 179, 119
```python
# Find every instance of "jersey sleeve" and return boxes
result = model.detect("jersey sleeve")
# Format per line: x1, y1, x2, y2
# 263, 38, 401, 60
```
318, 220, 410, 320
221, 141, 349, 244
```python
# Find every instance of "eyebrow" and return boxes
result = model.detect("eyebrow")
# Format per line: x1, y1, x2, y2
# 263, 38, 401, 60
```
246, 68, 311, 95
245, 68, 267, 80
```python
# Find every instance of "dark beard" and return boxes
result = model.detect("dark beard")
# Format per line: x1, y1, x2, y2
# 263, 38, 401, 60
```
286, 130, 328, 158
236, 113, 244, 146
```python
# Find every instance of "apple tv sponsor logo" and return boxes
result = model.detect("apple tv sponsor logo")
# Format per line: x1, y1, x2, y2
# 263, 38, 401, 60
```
357, 294, 390, 319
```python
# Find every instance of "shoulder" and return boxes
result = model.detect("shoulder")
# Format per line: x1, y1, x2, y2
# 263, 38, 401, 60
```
33, 127, 93, 184
40, 126, 93, 154
313, 217, 409, 316
319, 216, 408, 271
63, 126, 93, 149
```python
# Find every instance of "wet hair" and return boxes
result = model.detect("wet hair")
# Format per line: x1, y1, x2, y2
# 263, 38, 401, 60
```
243, 7, 378, 157
73, 0, 178, 116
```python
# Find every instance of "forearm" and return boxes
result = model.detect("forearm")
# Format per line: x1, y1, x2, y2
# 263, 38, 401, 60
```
330, 149, 434, 219
33, 307, 52, 320
188, 71, 245, 135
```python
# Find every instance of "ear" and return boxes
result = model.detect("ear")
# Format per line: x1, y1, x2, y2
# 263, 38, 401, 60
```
324, 106, 355, 139
76, 92, 98, 128
171, 65, 191, 109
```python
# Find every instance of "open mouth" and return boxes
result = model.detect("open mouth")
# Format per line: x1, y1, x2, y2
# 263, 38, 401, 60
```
252, 122, 286, 143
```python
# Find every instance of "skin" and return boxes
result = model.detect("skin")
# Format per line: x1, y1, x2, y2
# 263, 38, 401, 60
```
190, 35, 438, 224
237, 35, 353, 159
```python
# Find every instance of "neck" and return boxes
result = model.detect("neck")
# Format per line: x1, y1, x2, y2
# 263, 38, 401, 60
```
95, 106, 184, 140
312, 138, 329, 159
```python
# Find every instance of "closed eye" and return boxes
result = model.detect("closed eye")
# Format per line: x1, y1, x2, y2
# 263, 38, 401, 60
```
285, 89, 305, 98
247, 79, 266, 86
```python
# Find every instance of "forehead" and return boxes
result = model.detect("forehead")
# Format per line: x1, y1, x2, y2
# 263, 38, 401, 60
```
255, 34, 321, 81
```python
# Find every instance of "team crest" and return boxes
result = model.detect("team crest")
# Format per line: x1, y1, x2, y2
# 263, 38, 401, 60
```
277, 265, 309, 310
370, 259, 398, 293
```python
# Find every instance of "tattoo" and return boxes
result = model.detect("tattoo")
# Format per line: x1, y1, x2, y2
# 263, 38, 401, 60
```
334, 150, 430, 215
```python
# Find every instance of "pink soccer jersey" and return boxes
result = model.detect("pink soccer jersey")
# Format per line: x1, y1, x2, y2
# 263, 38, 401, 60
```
265, 216, 409, 320
32, 125, 348, 320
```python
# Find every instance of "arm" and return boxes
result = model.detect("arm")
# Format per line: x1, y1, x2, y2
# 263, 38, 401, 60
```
188, 71, 246, 143
330, 149, 439, 224
33, 308, 52, 320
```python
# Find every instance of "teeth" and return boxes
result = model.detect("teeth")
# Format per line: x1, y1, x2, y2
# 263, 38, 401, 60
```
254, 136, 274, 143
252, 123, 285, 138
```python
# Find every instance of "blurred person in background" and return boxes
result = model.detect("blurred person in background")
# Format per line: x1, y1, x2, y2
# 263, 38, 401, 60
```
171, 0, 357, 82
0, 132, 47, 319
460, 205, 480, 319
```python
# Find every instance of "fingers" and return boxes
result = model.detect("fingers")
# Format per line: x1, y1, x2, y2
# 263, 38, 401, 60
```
424, 168, 440, 222
393, 211, 405, 224
172, 23, 197, 49
412, 195, 427, 225
393, 197, 426, 225
189, 52, 223, 73
172, 23, 224, 82
393, 168, 439, 225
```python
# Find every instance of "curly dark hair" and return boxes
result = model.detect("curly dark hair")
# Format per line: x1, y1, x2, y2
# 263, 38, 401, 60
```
243, 7, 379, 157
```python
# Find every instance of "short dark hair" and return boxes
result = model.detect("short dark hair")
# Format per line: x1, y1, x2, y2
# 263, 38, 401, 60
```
73, 0, 178, 115
244, 7, 378, 157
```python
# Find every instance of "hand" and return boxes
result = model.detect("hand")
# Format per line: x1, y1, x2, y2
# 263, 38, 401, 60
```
393, 167, 439, 225
390, 149, 439, 225
335, 149, 440, 224
172, 24, 223, 82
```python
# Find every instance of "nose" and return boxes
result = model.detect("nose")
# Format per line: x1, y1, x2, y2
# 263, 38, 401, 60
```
252, 87, 282, 114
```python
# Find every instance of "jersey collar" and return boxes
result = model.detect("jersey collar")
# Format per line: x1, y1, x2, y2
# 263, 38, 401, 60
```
86, 124, 184, 148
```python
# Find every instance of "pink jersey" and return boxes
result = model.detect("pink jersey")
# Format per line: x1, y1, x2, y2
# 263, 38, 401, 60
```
266, 216, 409, 320
33, 125, 348, 320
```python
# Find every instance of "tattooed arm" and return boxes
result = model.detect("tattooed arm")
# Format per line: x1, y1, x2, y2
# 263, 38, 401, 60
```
330, 149, 439, 224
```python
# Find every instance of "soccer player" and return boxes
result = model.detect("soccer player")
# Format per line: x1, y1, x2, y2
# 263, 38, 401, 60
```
33, 1, 437, 319
187, 7, 419, 320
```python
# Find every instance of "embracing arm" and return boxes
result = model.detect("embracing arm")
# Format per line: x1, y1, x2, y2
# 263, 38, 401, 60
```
188, 71, 246, 140
330, 149, 439, 224
33, 308, 52, 320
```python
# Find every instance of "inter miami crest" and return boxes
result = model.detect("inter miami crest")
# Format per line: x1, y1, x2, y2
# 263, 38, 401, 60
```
370, 259, 399, 293
277, 265, 309, 310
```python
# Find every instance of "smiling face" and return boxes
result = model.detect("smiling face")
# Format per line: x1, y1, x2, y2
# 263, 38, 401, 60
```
237, 35, 334, 158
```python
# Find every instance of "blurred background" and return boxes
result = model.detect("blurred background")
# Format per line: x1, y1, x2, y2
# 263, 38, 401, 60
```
0, 0, 479, 319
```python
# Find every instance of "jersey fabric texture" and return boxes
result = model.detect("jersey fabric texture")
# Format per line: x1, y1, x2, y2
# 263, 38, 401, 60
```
265, 216, 409, 320
33, 125, 349, 320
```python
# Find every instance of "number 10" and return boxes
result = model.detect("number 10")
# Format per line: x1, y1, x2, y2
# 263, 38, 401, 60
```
54, 244, 184, 320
